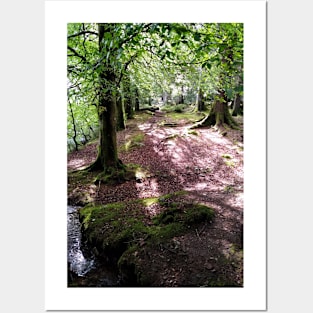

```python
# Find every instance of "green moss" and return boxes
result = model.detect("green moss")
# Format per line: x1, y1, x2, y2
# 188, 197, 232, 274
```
148, 222, 185, 243
224, 185, 234, 193
119, 132, 145, 152
224, 160, 235, 167
153, 202, 214, 227
140, 197, 159, 206
184, 204, 215, 225
153, 206, 180, 224
167, 112, 200, 122
187, 129, 199, 136
79, 193, 215, 285
93, 166, 127, 184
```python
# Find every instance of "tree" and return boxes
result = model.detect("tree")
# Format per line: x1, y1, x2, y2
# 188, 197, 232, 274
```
86, 24, 123, 175
116, 91, 126, 130
67, 23, 155, 180
67, 22, 244, 179
189, 23, 243, 129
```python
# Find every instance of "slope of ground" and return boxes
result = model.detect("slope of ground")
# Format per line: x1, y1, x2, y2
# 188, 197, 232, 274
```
67, 110, 244, 287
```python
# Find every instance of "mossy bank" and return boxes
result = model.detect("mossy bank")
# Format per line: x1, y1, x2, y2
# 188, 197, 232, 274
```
78, 191, 215, 286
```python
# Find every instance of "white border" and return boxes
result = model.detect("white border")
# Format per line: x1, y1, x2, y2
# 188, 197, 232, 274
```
45, 1, 266, 310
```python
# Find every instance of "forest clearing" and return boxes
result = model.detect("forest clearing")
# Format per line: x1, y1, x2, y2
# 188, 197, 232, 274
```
67, 23, 243, 287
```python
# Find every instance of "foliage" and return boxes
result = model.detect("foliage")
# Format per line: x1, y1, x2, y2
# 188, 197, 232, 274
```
67, 23, 243, 148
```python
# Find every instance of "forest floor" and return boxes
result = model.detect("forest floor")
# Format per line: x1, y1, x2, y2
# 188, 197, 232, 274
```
67, 109, 244, 287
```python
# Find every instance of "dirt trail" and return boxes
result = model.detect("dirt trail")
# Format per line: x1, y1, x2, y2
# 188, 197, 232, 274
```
68, 111, 244, 286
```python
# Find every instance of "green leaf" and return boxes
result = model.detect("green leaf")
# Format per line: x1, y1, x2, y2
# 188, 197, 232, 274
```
194, 33, 201, 41
166, 50, 172, 59
226, 88, 233, 99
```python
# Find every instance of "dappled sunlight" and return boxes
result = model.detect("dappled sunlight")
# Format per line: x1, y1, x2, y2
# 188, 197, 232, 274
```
136, 178, 161, 198
135, 176, 162, 217
193, 182, 208, 190
66, 20, 246, 287
67, 111, 244, 288
68, 158, 88, 170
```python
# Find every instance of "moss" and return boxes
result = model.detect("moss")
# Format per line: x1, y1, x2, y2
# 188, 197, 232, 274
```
224, 185, 234, 193
68, 169, 95, 191
224, 160, 235, 167
140, 197, 159, 206
92, 161, 129, 184
184, 204, 215, 225
79, 193, 215, 285
153, 202, 214, 226
221, 154, 232, 159
153, 206, 181, 224
119, 132, 145, 152
187, 129, 199, 136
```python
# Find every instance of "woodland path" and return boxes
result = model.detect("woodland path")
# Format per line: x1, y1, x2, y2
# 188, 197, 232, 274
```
67, 111, 244, 286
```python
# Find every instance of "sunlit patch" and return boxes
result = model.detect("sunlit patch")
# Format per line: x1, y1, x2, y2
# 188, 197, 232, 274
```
144, 203, 159, 216
194, 182, 208, 190
68, 158, 87, 170
137, 123, 151, 131
136, 178, 161, 204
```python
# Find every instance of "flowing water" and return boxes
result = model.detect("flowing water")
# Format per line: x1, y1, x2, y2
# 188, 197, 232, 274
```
67, 206, 120, 286
67, 206, 95, 276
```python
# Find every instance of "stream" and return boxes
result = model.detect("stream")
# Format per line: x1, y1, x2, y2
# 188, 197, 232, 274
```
67, 205, 95, 276
67, 206, 120, 286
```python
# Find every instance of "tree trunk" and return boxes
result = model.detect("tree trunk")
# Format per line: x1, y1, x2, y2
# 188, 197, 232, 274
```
232, 93, 241, 116
134, 88, 140, 111
123, 76, 134, 119
197, 88, 204, 111
190, 90, 238, 129
162, 91, 168, 104
178, 86, 184, 104
116, 93, 126, 130
87, 24, 124, 175
68, 99, 79, 151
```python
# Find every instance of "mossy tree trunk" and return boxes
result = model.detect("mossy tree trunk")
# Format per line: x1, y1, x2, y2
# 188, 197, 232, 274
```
87, 24, 124, 175
191, 90, 238, 129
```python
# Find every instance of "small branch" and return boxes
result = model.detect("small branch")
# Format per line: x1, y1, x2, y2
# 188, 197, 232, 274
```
67, 30, 98, 39
195, 228, 202, 241
67, 46, 88, 62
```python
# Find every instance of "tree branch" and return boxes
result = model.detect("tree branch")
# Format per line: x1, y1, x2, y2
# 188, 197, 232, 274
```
67, 46, 88, 62
116, 53, 138, 86
67, 31, 98, 39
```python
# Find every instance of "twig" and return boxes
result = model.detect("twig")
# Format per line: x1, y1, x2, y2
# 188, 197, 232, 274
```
96, 180, 101, 197
195, 228, 202, 241
199, 222, 207, 235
